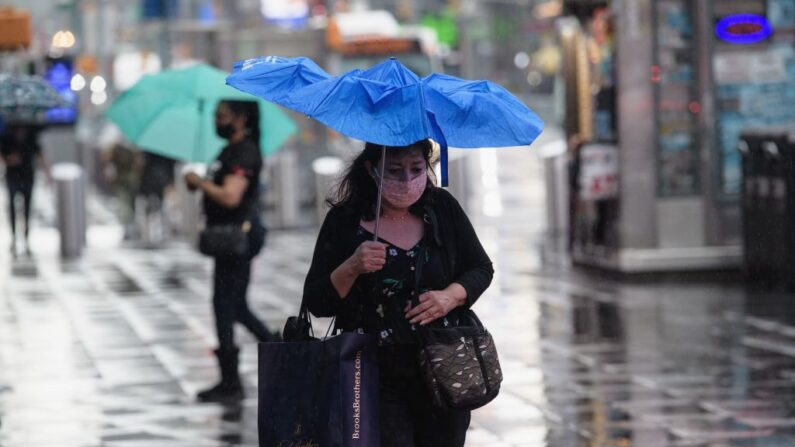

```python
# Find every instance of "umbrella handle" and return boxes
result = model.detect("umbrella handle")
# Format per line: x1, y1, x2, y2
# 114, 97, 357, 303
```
373, 145, 387, 242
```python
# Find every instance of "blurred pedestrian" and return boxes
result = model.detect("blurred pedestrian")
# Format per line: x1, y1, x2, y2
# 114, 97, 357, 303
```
303, 140, 494, 446
0, 124, 49, 257
137, 152, 176, 213
104, 143, 142, 236
184, 100, 276, 402
136, 152, 176, 243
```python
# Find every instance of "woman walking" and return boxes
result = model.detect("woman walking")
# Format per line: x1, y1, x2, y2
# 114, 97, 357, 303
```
184, 100, 276, 402
303, 140, 494, 446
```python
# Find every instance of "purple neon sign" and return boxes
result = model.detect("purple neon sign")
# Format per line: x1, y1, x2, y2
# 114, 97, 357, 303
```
715, 13, 773, 44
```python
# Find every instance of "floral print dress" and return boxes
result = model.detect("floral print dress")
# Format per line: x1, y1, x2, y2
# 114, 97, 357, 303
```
356, 225, 449, 346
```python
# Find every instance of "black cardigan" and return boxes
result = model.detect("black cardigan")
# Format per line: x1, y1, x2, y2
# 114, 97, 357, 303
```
302, 188, 494, 331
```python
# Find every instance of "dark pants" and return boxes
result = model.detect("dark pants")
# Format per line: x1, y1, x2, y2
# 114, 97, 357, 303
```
212, 255, 272, 352
378, 345, 471, 447
6, 178, 33, 242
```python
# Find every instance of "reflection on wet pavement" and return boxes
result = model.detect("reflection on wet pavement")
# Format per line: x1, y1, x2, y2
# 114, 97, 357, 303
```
3, 147, 795, 446
3, 228, 795, 447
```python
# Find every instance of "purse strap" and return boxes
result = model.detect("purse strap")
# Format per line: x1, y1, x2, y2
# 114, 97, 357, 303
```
296, 298, 315, 339
412, 244, 427, 307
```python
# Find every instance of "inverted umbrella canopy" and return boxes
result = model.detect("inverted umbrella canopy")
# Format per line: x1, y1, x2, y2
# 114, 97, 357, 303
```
107, 63, 298, 163
232, 56, 331, 105
226, 57, 544, 184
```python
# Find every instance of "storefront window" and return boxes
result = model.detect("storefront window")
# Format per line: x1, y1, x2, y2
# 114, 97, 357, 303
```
654, 0, 700, 197
713, 1, 795, 196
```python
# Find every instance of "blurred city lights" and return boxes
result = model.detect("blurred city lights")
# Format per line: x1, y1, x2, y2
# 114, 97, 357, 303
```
91, 90, 107, 105
90, 75, 106, 93
70, 74, 86, 91
51, 30, 76, 49
527, 70, 543, 86
533, 0, 562, 20
651, 65, 662, 83
514, 51, 530, 69
113, 52, 161, 91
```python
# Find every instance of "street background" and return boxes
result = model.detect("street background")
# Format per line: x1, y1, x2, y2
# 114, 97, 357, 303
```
2, 0, 795, 446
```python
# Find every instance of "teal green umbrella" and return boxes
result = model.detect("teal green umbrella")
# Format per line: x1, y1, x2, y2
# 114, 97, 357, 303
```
106, 64, 297, 163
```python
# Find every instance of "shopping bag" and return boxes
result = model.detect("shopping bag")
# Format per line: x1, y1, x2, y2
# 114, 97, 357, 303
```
258, 323, 379, 446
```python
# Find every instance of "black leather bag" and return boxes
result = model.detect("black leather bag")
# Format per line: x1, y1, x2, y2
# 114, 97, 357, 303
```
412, 245, 502, 410
198, 221, 251, 258
282, 302, 317, 342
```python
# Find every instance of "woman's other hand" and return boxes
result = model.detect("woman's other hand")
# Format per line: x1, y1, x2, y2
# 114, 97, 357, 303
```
348, 241, 387, 274
405, 284, 467, 326
184, 172, 202, 191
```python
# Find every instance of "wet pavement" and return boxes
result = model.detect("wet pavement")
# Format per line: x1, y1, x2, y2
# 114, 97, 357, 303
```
3, 143, 795, 446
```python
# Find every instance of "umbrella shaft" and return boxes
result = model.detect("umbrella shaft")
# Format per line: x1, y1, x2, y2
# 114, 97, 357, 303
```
373, 145, 386, 241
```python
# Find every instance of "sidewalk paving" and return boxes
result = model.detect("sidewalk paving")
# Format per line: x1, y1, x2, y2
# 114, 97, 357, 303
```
3, 144, 795, 446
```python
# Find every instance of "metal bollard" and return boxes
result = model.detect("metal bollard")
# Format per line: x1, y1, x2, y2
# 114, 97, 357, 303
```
540, 140, 569, 242
272, 150, 302, 228
312, 156, 343, 223
52, 163, 86, 258
445, 152, 470, 211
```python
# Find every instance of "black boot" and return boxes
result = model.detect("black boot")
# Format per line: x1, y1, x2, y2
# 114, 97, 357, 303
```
197, 348, 244, 402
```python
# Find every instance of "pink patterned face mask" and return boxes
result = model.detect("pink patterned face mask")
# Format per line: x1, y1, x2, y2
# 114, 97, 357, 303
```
378, 170, 428, 209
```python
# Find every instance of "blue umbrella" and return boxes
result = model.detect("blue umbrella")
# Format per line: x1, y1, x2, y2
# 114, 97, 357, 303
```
227, 57, 543, 236
233, 56, 331, 105
228, 57, 543, 181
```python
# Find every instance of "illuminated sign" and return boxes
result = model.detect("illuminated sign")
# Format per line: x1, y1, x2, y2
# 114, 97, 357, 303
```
260, 0, 308, 28
715, 13, 773, 44
44, 57, 77, 125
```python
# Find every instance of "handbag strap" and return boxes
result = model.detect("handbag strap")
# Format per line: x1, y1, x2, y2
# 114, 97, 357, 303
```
412, 244, 428, 307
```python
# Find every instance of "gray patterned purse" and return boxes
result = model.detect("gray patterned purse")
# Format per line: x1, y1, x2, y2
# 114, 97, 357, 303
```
417, 311, 502, 410
412, 245, 502, 410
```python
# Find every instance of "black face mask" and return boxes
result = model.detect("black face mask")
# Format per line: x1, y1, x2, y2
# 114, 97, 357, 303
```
215, 123, 235, 139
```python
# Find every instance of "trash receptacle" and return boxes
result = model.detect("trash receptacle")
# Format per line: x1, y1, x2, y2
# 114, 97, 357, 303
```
52, 163, 86, 258
312, 156, 343, 223
765, 133, 795, 289
739, 130, 794, 289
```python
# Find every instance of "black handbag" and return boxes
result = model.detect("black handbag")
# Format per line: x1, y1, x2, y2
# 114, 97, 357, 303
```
282, 300, 316, 342
199, 218, 266, 258
413, 246, 502, 411
199, 221, 250, 257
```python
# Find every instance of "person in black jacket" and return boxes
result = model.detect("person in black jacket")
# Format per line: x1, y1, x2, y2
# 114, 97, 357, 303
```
303, 139, 494, 447
184, 100, 276, 403
1, 124, 49, 257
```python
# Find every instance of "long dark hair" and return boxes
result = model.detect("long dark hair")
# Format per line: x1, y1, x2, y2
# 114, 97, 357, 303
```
328, 139, 437, 220
220, 100, 261, 146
